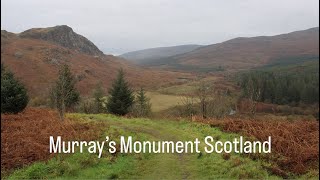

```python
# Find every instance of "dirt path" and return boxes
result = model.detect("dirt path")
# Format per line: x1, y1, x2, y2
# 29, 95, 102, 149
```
99, 115, 276, 179
106, 119, 191, 179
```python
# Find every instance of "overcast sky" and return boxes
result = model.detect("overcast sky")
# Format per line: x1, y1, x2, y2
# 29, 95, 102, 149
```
1, 0, 319, 55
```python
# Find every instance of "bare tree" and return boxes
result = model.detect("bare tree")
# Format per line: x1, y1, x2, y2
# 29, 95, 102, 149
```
179, 95, 197, 118
247, 77, 261, 116
196, 81, 213, 119
206, 91, 235, 119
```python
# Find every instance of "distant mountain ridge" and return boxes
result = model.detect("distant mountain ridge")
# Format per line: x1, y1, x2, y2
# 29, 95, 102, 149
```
139, 27, 319, 71
18, 25, 104, 56
119, 44, 203, 64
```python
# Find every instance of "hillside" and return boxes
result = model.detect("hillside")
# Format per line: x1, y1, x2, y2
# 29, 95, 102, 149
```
119, 44, 202, 64
1, 26, 192, 98
144, 27, 319, 71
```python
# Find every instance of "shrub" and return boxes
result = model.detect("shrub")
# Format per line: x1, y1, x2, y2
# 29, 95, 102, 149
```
277, 105, 292, 114
177, 96, 198, 117
76, 98, 94, 114
29, 97, 49, 107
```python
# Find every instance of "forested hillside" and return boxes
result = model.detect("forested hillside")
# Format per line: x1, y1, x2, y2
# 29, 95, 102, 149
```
238, 60, 319, 105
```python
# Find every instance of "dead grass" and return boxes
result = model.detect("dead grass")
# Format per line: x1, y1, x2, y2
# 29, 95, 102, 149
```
1, 108, 107, 171
146, 92, 185, 112
193, 116, 319, 176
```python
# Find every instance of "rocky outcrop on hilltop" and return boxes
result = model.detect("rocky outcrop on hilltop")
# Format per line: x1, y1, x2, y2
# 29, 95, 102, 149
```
1, 30, 16, 39
19, 25, 104, 56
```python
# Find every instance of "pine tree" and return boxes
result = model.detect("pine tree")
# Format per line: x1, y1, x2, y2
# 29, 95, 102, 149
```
92, 82, 105, 113
133, 88, 152, 117
1, 65, 29, 114
106, 69, 134, 115
51, 64, 80, 120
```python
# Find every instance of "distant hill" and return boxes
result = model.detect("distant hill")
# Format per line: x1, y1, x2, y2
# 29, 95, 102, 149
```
1, 26, 192, 98
119, 44, 203, 64
145, 27, 319, 71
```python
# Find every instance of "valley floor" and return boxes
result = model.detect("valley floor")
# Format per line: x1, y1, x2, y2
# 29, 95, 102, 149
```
6, 113, 293, 179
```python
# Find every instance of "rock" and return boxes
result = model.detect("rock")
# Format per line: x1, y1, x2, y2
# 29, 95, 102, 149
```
49, 58, 59, 65
42, 47, 70, 64
14, 51, 23, 59
19, 25, 104, 56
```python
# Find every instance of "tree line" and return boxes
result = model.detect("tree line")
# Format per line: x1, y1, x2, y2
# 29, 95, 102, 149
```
1, 63, 151, 120
238, 70, 319, 106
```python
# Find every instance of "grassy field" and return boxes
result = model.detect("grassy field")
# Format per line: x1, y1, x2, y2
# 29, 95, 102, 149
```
156, 76, 219, 95
146, 92, 184, 112
147, 75, 231, 113
7, 113, 287, 179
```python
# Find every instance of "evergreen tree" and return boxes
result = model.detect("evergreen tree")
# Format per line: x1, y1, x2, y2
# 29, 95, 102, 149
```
92, 82, 105, 113
106, 69, 134, 115
1, 65, 29, 114
133, 88, 152, 117
51, 64, 80, 120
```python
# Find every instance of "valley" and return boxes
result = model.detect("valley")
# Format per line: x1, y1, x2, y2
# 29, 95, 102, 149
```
1, 24, 319, 179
